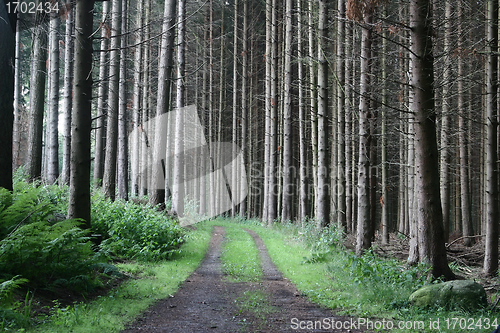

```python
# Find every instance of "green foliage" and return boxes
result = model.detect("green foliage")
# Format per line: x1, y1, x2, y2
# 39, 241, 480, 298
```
0, 276, 30, 329
91, 194, 185, 261
343, 249, 429, 289
0, 219, 102, 291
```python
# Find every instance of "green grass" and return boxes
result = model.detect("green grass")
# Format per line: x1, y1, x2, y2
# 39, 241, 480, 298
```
218, 222, 263, 282
25, 223, 213, 333
242, 220, 500, 333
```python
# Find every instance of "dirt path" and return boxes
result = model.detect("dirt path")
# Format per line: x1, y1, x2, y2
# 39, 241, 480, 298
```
122, 226, 364, 332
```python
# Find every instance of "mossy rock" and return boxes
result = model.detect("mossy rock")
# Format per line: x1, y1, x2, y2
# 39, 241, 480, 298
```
409, 280, 487, 310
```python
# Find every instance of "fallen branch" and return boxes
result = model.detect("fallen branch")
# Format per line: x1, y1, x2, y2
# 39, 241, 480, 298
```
446, 235, 484, 249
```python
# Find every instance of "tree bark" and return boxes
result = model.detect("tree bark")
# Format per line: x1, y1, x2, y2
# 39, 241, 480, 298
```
47, 13, 60, 184
61, 2, 75, 185
483, 0, 499, 276
117, 0, 128, 200
298, 0, 308, 221
337, 0, 346, 231
150, 0, 177, 206
316, 0, 329, 228
0, 2, 15, 191
26, 22, 47, 182
93, 1, 110, 187
410, 0, 454, 279
68, 0, 95, 227
458, 0, 474, 247
281, 0, 293, 222
439, 0, 452, 241
102, 0, 121, 201
173, 0, 186, 216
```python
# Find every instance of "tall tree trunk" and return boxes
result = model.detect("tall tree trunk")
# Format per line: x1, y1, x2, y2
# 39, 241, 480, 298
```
381, 6, 389, 244
173, 0, 186, 216
0, 3, 15, 191
232, 0, 239, 217
440, 0, 452, 241
117, 0, 128, 200
239, 0, 248, 217
103, 0, 121, 201
267, 0, 278, 224
410, 0, 454, 280
308, 0, 318, 217
345, 21, 353, 232
130, 0, 143, 196
140, 0, 151, 196
298, 0, 308, 221
68, 0, 95, 227
316, 0, 329, 228
281, 0, 293, 222
26, 23, 47, 182
484, 0, 499, 276
47, 13, 60, 184
263, 0, 271, 222
150, 0, 177, 206
337, 0, 346, 231
93, 1, 110, 187
61, 2, 75, 185
458, 0, 474, 247
356, 8, 372, 255
12, 19, 21, 171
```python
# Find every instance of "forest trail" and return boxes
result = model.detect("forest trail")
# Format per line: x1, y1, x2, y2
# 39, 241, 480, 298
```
121, 226, 364, 332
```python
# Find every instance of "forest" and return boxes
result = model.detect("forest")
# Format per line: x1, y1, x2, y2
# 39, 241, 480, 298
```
1, 0, 500, 330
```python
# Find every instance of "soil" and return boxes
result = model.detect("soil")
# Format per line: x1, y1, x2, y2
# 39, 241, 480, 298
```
121, 226, 365, 333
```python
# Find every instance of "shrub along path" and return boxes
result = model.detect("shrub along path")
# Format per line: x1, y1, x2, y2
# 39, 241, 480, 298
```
121, 226, 363, 333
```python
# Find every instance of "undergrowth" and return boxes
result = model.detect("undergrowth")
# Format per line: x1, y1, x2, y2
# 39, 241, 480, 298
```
0, 170, 185, 330
243, 218, 500, 332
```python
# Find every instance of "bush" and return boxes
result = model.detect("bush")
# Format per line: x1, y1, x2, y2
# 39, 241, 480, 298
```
91, 194, 185, 261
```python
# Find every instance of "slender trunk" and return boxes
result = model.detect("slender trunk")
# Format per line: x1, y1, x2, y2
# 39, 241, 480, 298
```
309, 0, 318, 217
267, 0, 278, 224
298, 0, 308, 221
458, 0, 474, 247
150, 0, 177, 206
239, 0, 248, 217
0, 4, 15, 191
61, 3, 74, 185
381, 7, 389, 244
103, 0, 121, 200
440, 0, 452, 241
117, 0, 128, 200
131, 0, 143, 196
345, 21, 353, 232
12, 20, 21, 171
281, 0, 293, 222
27, 23, 47, 182
173, 0, 186, 216
484, 0, 499, 276
232, 0, 239, 217
337, 0, 346, 231
356, 10, 372, 254
316, 0, 329, 228
47, 14, 60, 184
68, 0, 95, 227
93, 1, 110, 187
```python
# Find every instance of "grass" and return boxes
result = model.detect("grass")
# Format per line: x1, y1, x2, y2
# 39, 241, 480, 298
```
25, 223, 212, 333
218, 222, 263, 282
19, 217, 500, 333
243, 220, 500, 333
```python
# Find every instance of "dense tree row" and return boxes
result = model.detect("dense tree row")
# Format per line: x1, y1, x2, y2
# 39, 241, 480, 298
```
2, 0, 500, 278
